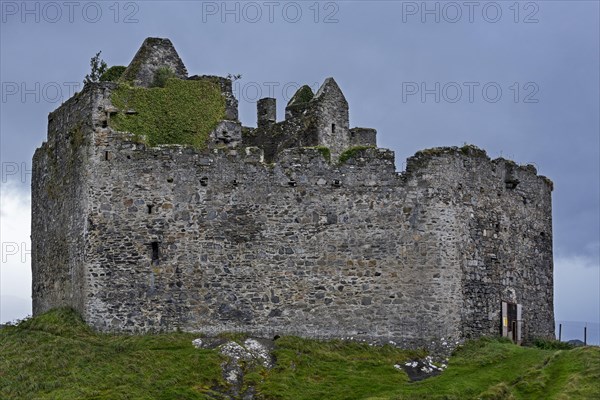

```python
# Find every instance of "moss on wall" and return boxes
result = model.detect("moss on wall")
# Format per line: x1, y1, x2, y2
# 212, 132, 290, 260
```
338, 145, 375, 164
69, 123, 85, 149
285, 85, 315, 116
109, 79, 225, 148
289, 85, 314, 105
304, 146, 331, 162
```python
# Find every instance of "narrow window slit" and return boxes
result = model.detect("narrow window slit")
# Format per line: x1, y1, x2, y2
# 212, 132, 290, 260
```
151, 242, 160, 265
147, 205, 154, 214
331, 123, 336, 133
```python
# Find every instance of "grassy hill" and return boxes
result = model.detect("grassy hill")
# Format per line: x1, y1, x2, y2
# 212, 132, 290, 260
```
1, 309, 598, 399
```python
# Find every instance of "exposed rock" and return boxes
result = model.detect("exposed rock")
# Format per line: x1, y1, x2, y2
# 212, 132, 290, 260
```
215, 339, 275, 399
396, 355, 448, 382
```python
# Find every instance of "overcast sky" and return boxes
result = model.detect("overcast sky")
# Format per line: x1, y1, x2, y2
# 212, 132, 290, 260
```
0, 1, 598, 340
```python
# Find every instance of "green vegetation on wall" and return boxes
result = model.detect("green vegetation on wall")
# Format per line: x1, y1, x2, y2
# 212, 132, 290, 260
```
69, 122, 85, 149
109, 78, 225, 148
286, 85, 315, 116
83, 51, 107, 84
43, 122, 85, 200
151, 67, 176, 88
289, 85, 315, 105
304, 146, 331, 162
416, 145, 487, 159
459, 144, 479, 155
99, 66, 126, 82
338, 145, 375, 164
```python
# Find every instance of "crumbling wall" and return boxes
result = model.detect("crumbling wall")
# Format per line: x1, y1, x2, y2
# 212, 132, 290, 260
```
243, 78, 354, 162
242, 116, 319, 163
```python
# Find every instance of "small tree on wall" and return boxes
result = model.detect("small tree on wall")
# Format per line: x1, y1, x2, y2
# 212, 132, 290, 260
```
84, 51, 107, 85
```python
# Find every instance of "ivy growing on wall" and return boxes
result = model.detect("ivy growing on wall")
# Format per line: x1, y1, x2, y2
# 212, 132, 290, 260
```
100, 66, 126, 82
109, 78, 225, 149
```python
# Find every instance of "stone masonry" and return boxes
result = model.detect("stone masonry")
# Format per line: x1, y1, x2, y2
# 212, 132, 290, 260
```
31, 38, 555, 349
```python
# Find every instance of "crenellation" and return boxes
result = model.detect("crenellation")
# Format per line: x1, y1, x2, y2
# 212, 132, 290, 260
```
31, 38, 555, 350
257, 98, 277, 128
349, 127, 377, 147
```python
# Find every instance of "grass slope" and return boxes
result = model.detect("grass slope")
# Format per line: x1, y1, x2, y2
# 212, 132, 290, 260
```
0, 309, 224, 399
1, 309, 598, 400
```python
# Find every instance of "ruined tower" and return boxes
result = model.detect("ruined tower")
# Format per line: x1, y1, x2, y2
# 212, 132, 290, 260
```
31, 38, 555, 349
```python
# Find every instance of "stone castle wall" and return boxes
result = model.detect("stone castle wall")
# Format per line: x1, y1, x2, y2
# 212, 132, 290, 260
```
404, 149, 554, 340
32, 82, 555, 347
31, 84, 104, 316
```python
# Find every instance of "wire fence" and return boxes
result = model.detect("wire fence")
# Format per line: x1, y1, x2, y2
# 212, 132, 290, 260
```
556, 321, 599, 346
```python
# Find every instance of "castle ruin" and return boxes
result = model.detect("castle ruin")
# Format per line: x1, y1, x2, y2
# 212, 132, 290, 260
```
31, 38, 555, 348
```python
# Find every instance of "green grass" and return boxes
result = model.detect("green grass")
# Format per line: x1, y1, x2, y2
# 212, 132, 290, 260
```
109, 78, 225, 149
247, 337, 425, 399
0, 309, 224, 399
532, 338, 575, 350
1, 310, 599, 400
511, 347, 600, 399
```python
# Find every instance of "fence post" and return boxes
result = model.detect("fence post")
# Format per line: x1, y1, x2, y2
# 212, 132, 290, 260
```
584, 326, 587, 346
559, 323, 562, 341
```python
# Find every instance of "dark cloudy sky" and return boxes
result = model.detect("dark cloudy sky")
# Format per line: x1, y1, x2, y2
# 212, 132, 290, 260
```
1, 1, 598, 339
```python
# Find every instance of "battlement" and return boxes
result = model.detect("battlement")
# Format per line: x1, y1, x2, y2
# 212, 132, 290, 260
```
405, 145, 553, 191
244, 77, 378, 161
50, 38, 371, 163
31, 38, 555, 349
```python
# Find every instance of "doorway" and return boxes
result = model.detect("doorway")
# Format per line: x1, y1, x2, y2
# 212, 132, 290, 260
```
501, 301, 522, 344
